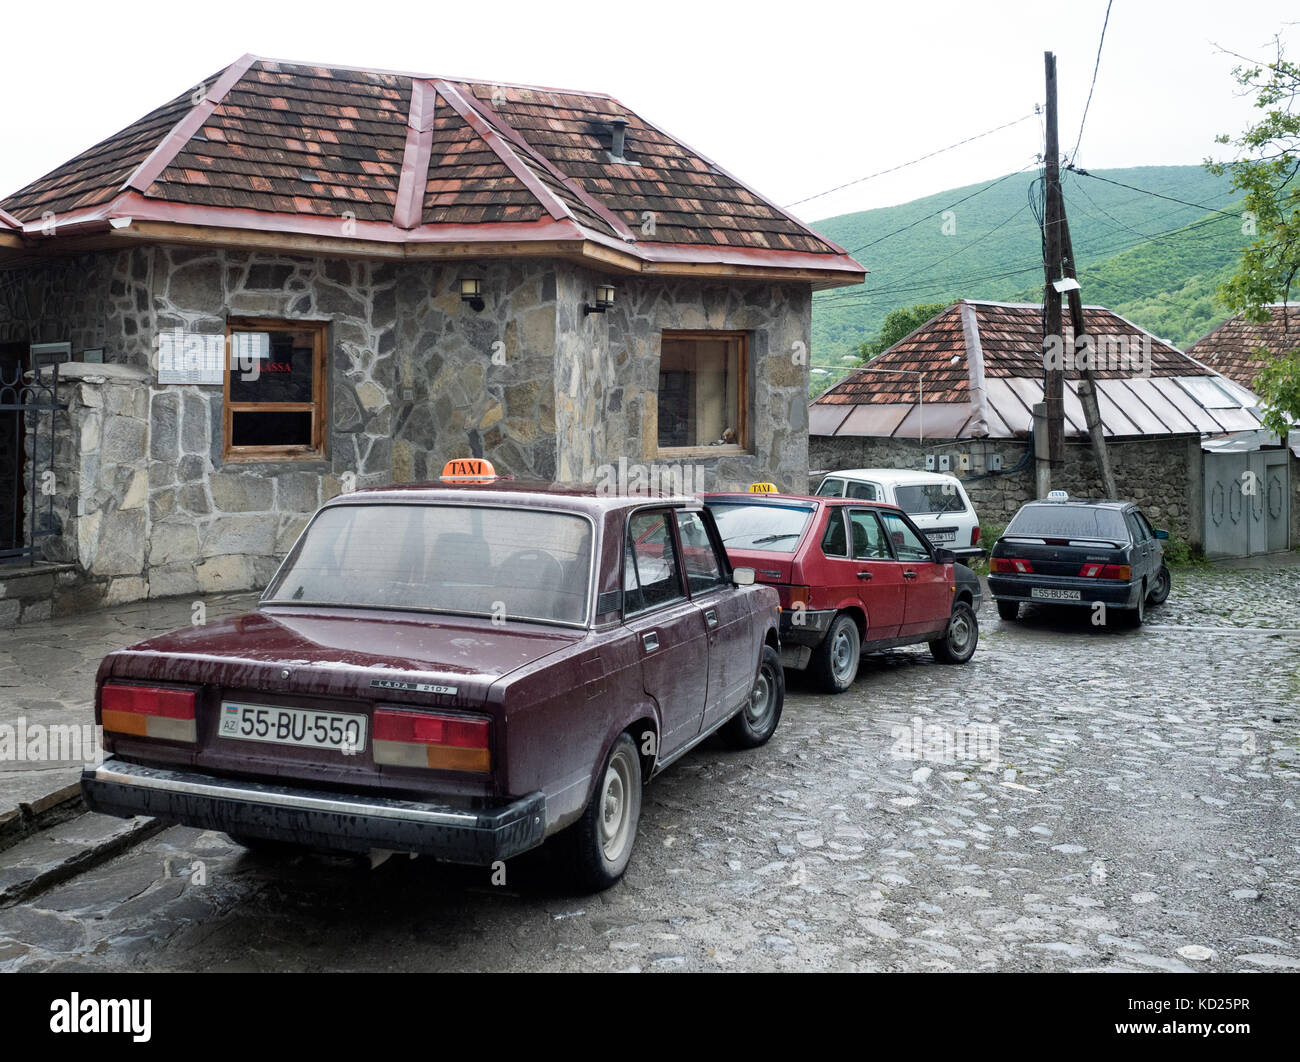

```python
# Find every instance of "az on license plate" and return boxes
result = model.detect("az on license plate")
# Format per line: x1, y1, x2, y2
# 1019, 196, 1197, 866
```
219, 702, 367, 752
1030, 587, 1081, 601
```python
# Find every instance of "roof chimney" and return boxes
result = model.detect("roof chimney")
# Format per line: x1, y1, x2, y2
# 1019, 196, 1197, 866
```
607, 115, 630, 160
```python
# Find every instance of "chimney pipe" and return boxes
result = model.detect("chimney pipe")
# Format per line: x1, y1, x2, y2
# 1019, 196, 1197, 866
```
608, 115, 629, 159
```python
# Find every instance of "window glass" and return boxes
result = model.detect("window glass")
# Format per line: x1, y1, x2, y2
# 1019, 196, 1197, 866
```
821, 509, 848, 557
845, 480, 880, 501
1005, 504, 1128, 543
706, 502, 812, 553
894, 482, 965, 514
263, 504, 592, 624
658, 334, 744, 449
625, 510, 685, 612
676, 511, 726, 593
816, 478, 845, 497
879, 511, 932, 561
850, 510, 892, 559
225, 320, 325, 459
1125, 512, 1147, 543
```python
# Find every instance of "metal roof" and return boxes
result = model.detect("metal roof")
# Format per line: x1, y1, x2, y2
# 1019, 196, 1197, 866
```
812, 300, 1266, 441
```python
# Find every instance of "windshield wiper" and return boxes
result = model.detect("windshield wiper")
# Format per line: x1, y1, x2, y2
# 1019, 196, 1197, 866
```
751, 533, 801, 545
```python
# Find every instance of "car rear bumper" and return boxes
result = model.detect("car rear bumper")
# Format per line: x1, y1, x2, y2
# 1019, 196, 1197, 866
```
988, 574, 1139, 608
82, 758, 546, 865
779, 608, 835, 647
948, 546, 988, 563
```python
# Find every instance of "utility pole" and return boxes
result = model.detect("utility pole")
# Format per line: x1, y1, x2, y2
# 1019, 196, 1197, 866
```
1041, 52, 1066, 493
1041, 51, 1117, 500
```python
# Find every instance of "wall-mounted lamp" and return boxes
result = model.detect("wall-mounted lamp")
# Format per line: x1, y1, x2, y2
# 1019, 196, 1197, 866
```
460, 277, 485, 312
583, 283, 616, 316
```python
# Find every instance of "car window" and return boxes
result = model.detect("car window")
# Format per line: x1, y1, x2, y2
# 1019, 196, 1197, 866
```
845, 480, 879, 500
706, 501, 813, 553
1125, 511, 1147, 543
1005, 504, 1128, 543
878, 511, 932, 562
816, 477, 845, 497
821, 509, 848, 557
1137, 512, 1158, 540
625, 510, 686, 613
676, 511, 727, 594
849, 510, 891, 559
894, 482, 966, 514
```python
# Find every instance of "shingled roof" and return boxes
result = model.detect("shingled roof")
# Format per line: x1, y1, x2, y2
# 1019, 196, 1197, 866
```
1185, 304, 1300, 389
0, 55, 863, 286
811, 300, 1263, 440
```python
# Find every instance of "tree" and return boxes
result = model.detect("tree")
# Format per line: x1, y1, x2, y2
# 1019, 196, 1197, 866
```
857, 302, 951, 363
1207, 36, 1300, 436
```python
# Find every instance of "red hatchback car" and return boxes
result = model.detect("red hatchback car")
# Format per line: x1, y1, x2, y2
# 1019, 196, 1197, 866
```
703, 492, 982, 692
81, 467, 783, 892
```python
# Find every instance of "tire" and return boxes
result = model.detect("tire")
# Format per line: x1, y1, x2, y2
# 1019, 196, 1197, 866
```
809, 613, 861, 693
721, 645, 785, 749
1120, 585, 1146, 628
929, 601, 979, 664
1147, 565, 1171, 606
996, 599, 1019, 621
556, 732, 642, 892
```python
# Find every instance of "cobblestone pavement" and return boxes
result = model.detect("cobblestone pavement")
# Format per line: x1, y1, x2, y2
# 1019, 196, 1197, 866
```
0, 563, 1297, 972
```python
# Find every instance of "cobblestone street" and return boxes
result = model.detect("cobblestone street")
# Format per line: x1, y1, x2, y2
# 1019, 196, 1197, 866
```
1, 563, 1298, 972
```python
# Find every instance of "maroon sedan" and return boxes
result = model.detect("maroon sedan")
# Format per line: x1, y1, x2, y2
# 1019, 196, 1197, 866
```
82, 464, 783, 891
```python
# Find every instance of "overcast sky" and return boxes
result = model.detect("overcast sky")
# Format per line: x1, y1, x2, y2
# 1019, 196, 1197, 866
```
2, 0, 1294, 227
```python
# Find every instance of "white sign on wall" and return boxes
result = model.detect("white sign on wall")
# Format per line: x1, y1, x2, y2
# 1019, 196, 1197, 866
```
156, 331, 226, 385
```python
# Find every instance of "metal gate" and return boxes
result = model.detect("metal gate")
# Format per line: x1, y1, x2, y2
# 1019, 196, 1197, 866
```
0, 357, 63, 564
1203, 449, 1290, 558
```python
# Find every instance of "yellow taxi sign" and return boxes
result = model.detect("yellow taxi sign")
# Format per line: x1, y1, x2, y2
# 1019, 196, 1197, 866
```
441, 457, 497, 483
748, 482, 778, 494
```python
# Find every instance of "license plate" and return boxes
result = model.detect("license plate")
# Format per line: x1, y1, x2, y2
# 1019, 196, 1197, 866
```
927, 530, 956, 543
219, 702, 367, 753
1030, 587, 1081, 601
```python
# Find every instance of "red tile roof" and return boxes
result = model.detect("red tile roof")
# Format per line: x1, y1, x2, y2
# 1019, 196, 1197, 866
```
1, 56, 862, 282
810, 300, 1263, 440
1185, 304, 1300, 389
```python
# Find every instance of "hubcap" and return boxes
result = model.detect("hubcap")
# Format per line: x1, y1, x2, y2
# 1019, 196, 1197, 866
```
831, 628, 856, 681
747, 668, 772, 725
599, 751, 633, 862
949, 613, 972, 652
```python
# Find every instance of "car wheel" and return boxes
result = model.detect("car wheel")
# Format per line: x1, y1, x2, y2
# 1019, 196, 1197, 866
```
721, 645, 785, 749
810, 613, 861, 693
1147, 565, 1171, 605
929, 601, 979, 664
557, 732, 642, 892
1120, 585, 1146, 628
996, 600, 1019, 621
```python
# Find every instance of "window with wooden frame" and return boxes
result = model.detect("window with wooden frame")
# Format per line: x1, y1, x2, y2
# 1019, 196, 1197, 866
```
223, 318, 327, 463
656, 330, 749, 456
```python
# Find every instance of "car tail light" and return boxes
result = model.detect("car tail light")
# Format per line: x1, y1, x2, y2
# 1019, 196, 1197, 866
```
101, 684, 197, 742
971, 526, 981, 545
990, 557, 1034, 573
787, 586, 811, 607
1078, 563, 1131, 580
373, 708, 490, 772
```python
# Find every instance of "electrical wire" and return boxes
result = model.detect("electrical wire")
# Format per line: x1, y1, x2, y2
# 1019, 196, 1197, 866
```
1070, 0, 1114, 165
1066, 166, 1245, 218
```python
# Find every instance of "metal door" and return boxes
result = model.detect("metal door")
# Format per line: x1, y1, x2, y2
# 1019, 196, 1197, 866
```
1203, 450, 1290, 557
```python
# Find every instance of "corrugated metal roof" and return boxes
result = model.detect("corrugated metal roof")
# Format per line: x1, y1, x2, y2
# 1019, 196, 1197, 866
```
813, 300, 1265, 441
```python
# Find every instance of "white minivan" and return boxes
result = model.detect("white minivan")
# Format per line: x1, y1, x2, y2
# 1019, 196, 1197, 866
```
814, 468, 986, 563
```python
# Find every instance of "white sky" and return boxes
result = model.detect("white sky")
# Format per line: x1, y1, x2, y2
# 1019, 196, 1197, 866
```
1, 0, 1293, 225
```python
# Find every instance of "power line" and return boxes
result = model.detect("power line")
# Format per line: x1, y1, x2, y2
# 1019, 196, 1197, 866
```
1070, 0, 1114, 165
1066, 165, 1244, 218
785, 113, 1039, 209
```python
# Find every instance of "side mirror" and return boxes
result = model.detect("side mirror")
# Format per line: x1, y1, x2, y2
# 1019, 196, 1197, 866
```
1154, 529, 1169, 540
933, 547, 956, 565
732, 566, 756, 586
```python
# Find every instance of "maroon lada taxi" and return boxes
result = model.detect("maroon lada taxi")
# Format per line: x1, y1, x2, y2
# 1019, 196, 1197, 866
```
703, 490, 981, 693
81, 461, 782, 891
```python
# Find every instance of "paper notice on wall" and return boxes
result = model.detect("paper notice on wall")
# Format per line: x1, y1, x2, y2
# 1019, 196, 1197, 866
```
156, 330, 226, 385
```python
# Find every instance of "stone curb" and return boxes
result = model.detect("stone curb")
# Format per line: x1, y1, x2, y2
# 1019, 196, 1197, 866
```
0, 782, 87, 854
0, 811, 165, 908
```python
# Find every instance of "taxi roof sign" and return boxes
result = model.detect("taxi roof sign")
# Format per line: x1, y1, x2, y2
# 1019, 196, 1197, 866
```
441, 458, 497, 483
749, 482, 778, 494
1046, 489, 1069, 502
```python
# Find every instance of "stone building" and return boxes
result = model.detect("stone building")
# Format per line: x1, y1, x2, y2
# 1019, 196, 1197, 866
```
0, 55, 863, 623
809, 300, 1277, 550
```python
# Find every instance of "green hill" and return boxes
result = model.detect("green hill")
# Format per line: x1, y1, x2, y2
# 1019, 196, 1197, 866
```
809, 165, 1247, 385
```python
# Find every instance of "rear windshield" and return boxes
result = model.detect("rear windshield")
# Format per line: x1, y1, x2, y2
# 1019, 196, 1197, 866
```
1005, 503, 1127, 543
706, 502, 814, 553
894, 483, 966, 514
263, 504, 593, 625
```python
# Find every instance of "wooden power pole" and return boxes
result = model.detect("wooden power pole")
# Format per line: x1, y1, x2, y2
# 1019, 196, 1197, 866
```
1041, 51, 1117, 500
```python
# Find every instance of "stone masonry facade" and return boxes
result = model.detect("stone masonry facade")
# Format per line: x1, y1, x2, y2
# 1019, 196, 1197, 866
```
0, 247, 811, 619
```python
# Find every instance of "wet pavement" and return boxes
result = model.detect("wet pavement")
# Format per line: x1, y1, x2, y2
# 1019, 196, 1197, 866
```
0, 561, 1298, 972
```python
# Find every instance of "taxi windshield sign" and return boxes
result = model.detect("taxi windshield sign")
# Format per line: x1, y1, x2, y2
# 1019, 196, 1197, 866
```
441, 458, 497, 483
749, 482, 778, 494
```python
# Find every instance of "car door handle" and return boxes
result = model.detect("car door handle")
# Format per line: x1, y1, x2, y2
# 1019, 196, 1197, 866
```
856, 570, 873, 580
704, 609, 718, 628
903, 570, 917, 580
642, 632, 659, 652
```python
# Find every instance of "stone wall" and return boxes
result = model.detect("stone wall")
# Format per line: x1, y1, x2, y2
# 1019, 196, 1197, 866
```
810, 433, 1202, 544
555, 263, 811, 492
